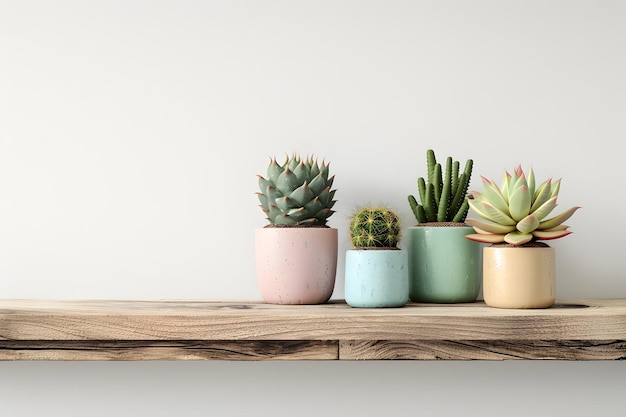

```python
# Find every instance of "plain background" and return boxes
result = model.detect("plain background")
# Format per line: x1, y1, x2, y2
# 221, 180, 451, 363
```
1, 1, 625, 416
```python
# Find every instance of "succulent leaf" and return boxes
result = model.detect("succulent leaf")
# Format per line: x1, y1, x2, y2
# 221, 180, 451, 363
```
468, 199, 516, 226
532, 229, 572, 240
469, 226, 493, 235
315, 208, 334, 223
275, 167, 298, 196
275, 196, 297, 212
304, 196, 324, 217
516, 214, 539, 234
466, 218, 516, 234
256, 192, 269, 212
480, 176, 510, 215
289, 182, 314, 206
292, 161, 310, 184
530, 195, 558, 221
465, 233, 506, 244
268, 204, 282, 221
310, 159, 321, 179
285, 207, 309, 222
308, 172, 326, 195
265, 185, 281, 204
538, 206, 580, 230
267, 158, 282, 183
541, 224, 570, 232
500, 171, 511, 201
509, 183, 531, 221
550, 178, 561, 199
504, 231, 533, 245
530, 179, 553, 213
527, 167, 536, 199
317, 187, 335, 209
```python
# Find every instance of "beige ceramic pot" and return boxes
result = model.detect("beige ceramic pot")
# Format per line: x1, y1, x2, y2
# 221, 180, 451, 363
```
255, 226, 338, 304
482, 244, 556, 309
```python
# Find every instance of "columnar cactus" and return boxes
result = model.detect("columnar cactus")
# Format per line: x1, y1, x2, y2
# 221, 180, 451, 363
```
257, 153, 337, 226
408, 149, 474, 224
350, 207, 401, 248
465, 165, 580, 245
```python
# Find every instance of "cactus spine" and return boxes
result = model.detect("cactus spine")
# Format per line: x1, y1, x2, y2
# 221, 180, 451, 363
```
350, 207, 401, 248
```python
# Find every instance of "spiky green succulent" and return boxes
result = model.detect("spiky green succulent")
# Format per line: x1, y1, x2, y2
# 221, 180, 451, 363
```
350, 207, 401, 248
408, 149, 473, 224
465, 165, 580, 246
257, 153, 336, 226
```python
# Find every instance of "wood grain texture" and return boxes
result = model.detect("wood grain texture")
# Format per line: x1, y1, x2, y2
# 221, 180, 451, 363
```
0, 340, 338, 361
340, 340, 626, 360
1, 299, 625, 360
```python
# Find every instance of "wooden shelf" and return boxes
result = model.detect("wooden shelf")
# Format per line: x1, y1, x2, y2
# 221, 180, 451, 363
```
1, 299, 625, 360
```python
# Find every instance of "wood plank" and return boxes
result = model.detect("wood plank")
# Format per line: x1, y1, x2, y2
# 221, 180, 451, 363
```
0, 340, 338, 361
1, 299, 625, 341
340, 340, 626, 360
1, 299, 626, 361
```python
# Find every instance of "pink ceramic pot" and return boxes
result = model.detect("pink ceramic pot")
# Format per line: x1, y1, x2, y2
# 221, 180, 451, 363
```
255, 227, 338, 304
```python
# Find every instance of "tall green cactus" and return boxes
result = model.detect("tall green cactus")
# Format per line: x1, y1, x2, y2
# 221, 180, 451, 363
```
408, 149, 473, 224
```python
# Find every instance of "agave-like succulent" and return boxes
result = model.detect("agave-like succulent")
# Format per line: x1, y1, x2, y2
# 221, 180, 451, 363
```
465, 165, 580, 246
257, 153, 337, 226
350, 207, 401, 248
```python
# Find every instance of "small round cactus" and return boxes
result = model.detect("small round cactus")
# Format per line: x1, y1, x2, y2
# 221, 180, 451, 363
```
350, 207, 401, 248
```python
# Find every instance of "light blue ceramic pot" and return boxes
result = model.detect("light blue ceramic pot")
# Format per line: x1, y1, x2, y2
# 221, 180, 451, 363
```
344, 249, 409, 308
406, 225, 481, 303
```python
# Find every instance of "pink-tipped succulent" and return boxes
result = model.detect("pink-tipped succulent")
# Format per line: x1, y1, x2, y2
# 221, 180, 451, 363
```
465, 165, 580, 246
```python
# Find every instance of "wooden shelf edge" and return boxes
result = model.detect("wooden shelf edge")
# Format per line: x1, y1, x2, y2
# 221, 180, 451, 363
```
1, 298, 626, 361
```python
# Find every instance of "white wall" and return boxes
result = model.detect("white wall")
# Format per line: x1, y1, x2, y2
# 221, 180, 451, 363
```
1, 1, 625, 415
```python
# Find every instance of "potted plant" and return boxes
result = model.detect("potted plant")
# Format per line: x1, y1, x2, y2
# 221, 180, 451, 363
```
406, 149, 481, 303
255, 153, 338, 304
344, 207, 409, 308
465, 165, 580, 309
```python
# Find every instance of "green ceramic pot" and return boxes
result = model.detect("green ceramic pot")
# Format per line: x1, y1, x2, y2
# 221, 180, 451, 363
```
406, 224, 481, 303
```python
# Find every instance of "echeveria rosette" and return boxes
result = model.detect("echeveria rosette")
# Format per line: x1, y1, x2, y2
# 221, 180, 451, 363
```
465, 165, 580, 246
257, 154, 337, 226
